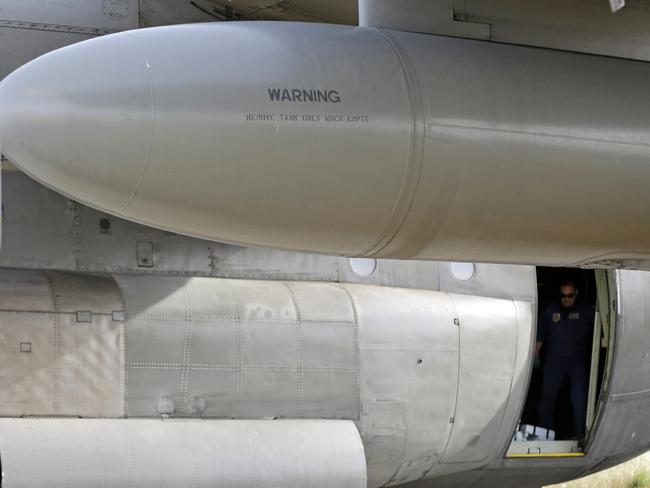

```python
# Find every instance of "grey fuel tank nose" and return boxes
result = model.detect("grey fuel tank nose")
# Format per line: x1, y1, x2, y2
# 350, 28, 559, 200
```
0, 22, 414, 256
0, 29, 153, 213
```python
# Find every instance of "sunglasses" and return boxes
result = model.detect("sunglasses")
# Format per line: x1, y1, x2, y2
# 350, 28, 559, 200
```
560, 293, 575, 299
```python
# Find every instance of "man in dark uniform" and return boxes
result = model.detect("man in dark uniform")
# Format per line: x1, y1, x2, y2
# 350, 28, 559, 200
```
535, 280, 593, 439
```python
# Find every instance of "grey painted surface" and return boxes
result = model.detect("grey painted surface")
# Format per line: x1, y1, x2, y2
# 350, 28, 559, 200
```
2, 266, 649, 487
0, 0, 138, 31
0, 0, 138, 80
407, 270, 650, 488
0, 268, 536, 487
0, 418, 367, 487
3, 23, 650, 267
119, 276, 360, 420
3, 172, 650, 487
0, 270, 124, 417
0, 170, 536, 302
440, 294, 519, 464
360, 0, 650, 62
0, 2, 649, 486
586, 271, 650, 461
194, 0, 358, 24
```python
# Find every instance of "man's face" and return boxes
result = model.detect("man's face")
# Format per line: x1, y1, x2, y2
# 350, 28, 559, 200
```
560, 284, 577, 308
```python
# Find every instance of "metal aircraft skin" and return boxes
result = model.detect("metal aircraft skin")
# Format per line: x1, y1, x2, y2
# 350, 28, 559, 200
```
0, 1, 649, 487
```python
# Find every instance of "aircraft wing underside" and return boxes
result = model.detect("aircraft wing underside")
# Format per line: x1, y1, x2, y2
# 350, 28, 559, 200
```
182, 0, 650, 62
195, 0, 358, 24
193, 0, 650, 62
2, 0, 649, 63
358, 0, 650, 61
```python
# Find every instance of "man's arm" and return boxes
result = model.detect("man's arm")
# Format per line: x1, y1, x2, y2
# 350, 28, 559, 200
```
536, 309, 547, 356
534, 341, 543, 369
535, 307, 549, 368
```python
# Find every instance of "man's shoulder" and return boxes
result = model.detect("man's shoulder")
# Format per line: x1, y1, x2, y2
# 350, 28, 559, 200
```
540, 303, 561, 328
543, 302, 561, 315
578, 302, 593, 313
576, 303, 595, 321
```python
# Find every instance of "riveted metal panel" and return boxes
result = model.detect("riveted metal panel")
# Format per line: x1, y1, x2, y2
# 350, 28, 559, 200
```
302, 370, 359, 418
75, 200, 215, 274
340, 257, 443, 292
241, 321, 298, 365
0, 268, 53, 311
117, 275, 238, 319
491, 300, 536, 456
127, 318, 187, 364
378, 259, 441, 291
231, 280, 299, 322
0, 269, 123, 417
125, 367, 184, 417
56, 312, 123, 416
0, 311, 54, 415
191, 322, 238, 365
0, 0, 138, 32
118, 277, 360, 419
441, 294, 519, 464
439, 263, 537, 302
213, 244, 339, 282
351, 285, 459, 487
302, 324, 358, 368
0, 174, 76, 270
242, 370, 299, 418
289, 282, 357, 322
186, 369, 237, 417
43, 270, 123, 313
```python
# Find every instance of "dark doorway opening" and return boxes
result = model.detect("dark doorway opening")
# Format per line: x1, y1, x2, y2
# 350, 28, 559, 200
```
519, 267, 600, 440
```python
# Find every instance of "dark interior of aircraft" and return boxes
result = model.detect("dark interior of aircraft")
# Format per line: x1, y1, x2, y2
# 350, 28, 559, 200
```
519, 267, 603, 440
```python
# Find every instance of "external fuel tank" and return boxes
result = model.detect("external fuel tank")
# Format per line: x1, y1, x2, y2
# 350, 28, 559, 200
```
0, 418, 367, 488
1, 22, 650, 267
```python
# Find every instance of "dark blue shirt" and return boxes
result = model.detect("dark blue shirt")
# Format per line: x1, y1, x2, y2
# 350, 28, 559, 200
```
537, 302, 593, 358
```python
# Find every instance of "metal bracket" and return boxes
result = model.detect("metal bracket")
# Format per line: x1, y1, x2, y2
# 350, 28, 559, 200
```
609, 0, 626, 12
76, 311, 92, 323
136, 241, 154, 267
0, 19, 116, 36
112, 310, 126, 322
